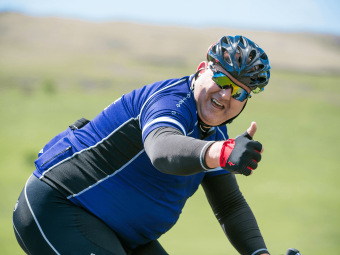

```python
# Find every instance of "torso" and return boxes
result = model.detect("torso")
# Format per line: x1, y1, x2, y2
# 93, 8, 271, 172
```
33, 76, 229, 248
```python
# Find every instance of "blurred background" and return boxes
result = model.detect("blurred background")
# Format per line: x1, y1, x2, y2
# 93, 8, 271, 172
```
0, 0, 339, 254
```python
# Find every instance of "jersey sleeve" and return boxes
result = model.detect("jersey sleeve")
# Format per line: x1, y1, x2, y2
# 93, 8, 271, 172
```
140, 92, 195, 142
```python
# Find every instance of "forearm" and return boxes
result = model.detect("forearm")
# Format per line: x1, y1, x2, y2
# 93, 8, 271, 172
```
144, 127, 215, 175
202, 174, 269, 255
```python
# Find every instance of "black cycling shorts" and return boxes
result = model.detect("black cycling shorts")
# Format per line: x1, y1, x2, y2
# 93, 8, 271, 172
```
12, 175, 168, 255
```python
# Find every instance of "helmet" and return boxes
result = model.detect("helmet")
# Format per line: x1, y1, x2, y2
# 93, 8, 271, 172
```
207, 35, 271, 93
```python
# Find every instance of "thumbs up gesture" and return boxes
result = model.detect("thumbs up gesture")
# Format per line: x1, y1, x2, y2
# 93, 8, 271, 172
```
220, 122, 263, 176
246, 121, 258, 138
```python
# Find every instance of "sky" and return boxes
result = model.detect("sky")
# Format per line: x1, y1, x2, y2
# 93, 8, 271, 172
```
0, 0, 339, 35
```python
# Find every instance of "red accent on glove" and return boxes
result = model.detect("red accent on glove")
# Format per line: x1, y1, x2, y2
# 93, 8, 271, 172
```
219, 139, 235, 167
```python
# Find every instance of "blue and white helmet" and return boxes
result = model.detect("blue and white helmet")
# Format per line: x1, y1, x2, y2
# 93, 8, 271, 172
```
207, 35, 271, 93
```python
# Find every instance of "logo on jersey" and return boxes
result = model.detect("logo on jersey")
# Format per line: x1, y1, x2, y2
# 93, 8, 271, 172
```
228, 161, 235, 166
176, 92, 191, 107
104, 97, 122, 111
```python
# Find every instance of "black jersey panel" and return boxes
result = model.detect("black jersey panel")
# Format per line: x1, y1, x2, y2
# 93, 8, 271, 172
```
41, 118, 144, 197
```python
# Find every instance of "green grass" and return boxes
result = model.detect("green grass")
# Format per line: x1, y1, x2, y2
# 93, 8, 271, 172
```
1, 70, 339, 254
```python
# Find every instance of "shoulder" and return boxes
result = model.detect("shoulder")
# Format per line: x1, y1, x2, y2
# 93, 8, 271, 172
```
139, 75, 198, 140
147, 76, 192, 95
139, 75, 195, 116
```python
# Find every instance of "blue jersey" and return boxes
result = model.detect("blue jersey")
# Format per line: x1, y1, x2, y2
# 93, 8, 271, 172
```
33, 75, 229, 248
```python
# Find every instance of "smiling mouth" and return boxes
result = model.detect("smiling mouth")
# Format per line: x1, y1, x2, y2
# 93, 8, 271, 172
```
211, 98, 224, 109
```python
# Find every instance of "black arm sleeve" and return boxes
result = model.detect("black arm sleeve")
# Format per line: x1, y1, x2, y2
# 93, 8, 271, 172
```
144, 127, 214, 176
201, 173, 269, 255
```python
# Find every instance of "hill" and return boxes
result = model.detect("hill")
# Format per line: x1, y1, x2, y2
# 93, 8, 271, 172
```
0, 12, 339, 94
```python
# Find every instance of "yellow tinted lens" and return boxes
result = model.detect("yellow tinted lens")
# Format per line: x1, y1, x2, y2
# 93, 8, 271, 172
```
212, 70, 249, 101
212, 73, 234, 87
230, 84, 242, 96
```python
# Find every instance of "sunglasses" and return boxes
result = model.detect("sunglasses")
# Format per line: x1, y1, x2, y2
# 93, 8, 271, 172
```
209, 65, 251, 102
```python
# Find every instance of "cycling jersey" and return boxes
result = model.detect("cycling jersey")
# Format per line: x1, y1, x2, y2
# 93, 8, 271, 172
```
32, 75, 229, 248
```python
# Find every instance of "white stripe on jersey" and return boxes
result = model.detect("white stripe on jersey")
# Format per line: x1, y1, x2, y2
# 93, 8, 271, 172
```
25, 175, 60, 255
216, 127, 227, 140
67, 149, 145, 199
142, 117, 186, 136
12, 219, 32, 255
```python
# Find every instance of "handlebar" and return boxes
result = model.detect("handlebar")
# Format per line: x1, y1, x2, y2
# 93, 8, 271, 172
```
286, 248, 300, 255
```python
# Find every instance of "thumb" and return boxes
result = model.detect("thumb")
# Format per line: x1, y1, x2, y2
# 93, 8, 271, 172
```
246, 121, 257, 138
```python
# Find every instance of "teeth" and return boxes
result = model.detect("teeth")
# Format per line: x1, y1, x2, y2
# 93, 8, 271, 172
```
212, 99, 223, 106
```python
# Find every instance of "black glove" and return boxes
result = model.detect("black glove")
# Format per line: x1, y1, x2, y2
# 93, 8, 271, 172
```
219, 131, 262, 176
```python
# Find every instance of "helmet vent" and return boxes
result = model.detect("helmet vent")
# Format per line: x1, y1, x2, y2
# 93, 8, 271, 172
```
257, 77, 266, 83
222, 48, 232, 64
247, 50, 256, 64
221, 36, 228, 45
236, 47, 242, 68
222, 36, 231, 45
260, 53, 268, 60
239, 36, 246, 47
247, 64, 259, 73
211, 45, 217, 54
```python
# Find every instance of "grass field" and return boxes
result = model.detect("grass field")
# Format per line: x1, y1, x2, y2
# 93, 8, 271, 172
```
1, 13, 340, 255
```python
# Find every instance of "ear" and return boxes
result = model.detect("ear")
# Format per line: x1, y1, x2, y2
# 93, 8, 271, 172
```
196, 61, 208, 76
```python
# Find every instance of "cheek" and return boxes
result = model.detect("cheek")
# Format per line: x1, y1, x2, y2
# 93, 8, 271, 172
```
195, 83, 210, 103
230, 99, 246, 113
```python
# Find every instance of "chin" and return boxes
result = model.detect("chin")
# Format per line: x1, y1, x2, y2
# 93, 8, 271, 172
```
199, 108, 228, 126
200, 116, 224, 127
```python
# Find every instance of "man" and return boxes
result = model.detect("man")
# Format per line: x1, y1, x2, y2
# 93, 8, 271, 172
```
13, 35, 271, 255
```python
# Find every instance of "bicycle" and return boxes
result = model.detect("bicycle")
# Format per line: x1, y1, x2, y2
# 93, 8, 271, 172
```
285, 248, 301, 255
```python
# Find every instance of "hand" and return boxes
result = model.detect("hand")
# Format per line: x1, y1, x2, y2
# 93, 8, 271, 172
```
220, 122, 263, 176
245, 121, 264, 153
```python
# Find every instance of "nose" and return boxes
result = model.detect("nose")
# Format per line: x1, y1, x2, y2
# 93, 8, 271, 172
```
219, 87, 232, 100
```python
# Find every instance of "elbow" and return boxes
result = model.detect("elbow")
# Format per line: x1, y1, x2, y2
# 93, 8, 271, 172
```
152, 155, 180, 175
146, 148, 172, 174
152, 157, 170, 174
151, 154, 190, 176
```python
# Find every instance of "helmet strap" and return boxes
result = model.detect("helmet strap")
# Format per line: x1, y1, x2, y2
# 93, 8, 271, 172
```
218, 100, 248, 126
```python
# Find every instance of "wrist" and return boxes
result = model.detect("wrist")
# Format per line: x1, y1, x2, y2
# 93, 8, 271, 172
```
204, 141, 223, 168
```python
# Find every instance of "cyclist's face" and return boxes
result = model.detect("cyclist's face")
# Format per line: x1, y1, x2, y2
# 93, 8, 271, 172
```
193, 63, 250, 127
